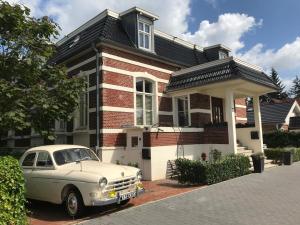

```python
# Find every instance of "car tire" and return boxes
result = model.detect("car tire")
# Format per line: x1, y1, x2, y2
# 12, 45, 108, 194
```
119, 199, 130, 206
64, 189, 85, 218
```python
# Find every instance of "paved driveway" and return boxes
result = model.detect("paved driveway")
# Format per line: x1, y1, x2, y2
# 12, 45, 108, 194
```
83, 163, 300, 225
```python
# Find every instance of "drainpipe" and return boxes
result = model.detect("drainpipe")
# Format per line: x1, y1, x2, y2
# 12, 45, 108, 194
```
92, 43, 100, 159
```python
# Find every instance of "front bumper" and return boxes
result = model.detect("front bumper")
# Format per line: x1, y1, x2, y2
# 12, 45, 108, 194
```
91, 188, 145, 206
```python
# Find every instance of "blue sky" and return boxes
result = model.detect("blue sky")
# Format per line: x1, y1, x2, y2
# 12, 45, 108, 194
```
8, 0, 300, 89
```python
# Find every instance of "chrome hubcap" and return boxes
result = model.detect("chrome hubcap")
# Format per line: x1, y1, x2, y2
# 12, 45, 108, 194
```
67, 193, 78, 215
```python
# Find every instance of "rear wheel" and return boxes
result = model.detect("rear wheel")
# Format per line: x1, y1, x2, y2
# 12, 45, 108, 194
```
64, 189, 85, 218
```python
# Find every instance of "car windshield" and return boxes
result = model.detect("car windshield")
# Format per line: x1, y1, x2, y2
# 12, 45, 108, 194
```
53, 148, 99, 165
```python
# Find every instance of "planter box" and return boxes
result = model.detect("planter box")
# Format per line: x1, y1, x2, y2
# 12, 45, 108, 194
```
251, 155, 264, 173
283, 151, 293, 165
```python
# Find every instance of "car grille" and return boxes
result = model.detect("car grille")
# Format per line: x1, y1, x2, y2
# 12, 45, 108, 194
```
106, 176, 137, 191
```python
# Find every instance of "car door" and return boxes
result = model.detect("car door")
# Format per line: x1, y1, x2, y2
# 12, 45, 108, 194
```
31, 151, 61, 203
21, 152, 37, 199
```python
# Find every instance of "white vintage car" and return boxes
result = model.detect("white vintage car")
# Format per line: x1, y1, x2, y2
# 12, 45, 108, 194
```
19, 145, 144, 217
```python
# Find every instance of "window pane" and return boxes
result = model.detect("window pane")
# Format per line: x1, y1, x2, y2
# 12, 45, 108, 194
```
146, 111, 153, 125
178, 112, 187, 126
136, 80, 143, 92
136, 94, 143, 108
145, 24, 150, 33
145, 80, 152, 93
136, 109, 143, 125
22, 153, 36, 167
36, 152, 53, 167
177, 98, 184, 111
145, 96, 152, 110
145, 34, 149, 49
139, 33, 144, 47
139, 22, 143, 31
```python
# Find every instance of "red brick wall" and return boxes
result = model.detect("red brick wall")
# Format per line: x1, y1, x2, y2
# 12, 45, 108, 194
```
235, 98, 246, 106
158, 82, 167, 93
190, 93, 210, 109
102, 71, 133, 88
89, 133, 127, 147
235, 108, 247, 118
102, 47, 177, 71
102, 89, 133, 108
203, 127, 229, 144
143, 132, 203, 147
102, 111, 134, 129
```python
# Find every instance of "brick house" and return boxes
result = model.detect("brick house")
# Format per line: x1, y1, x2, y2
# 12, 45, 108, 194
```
4, 7, 278, 180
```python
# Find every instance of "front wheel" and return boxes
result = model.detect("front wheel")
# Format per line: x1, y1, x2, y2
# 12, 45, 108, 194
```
65, 189, 85, 218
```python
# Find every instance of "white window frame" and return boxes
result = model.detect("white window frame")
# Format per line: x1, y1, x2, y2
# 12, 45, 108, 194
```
138, 21, 152, 51
135, 78, 154, 126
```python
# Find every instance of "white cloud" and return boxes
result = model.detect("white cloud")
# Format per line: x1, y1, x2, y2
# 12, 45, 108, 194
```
182, 13, 262, 53
238, 37, 300, 72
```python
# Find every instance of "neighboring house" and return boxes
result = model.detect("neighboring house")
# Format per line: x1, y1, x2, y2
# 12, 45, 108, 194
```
247, 100, 300, 133
2, 7, 278, 180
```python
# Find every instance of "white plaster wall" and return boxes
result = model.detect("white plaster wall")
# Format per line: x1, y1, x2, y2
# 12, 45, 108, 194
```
236, 127, 262, 153
150, 144, 232, 180
73, 132, 89, 147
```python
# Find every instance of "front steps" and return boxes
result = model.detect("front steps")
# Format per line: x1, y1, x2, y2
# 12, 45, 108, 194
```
236, 144, 277, 170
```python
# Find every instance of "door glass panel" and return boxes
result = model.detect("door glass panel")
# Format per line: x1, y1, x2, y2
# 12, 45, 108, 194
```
36, 152, 53, 167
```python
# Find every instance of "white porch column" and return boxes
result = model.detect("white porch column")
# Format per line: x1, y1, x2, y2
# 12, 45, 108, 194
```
225, 89, 237, 154
253, 95, 264, 153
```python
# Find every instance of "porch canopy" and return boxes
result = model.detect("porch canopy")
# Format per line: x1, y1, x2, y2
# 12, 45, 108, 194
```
166, 57, 279, 154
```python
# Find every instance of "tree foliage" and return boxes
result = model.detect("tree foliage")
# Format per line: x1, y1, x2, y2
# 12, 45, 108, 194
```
260, 68, 288, 102
0, 1, 85, 141
289, 76, 300, 98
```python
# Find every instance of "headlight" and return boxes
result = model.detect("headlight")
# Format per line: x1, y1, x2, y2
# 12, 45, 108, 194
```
136, 170, 142, 180
99, 177, 107, 189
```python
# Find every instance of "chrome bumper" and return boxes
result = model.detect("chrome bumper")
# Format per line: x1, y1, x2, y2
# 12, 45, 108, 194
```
91, 188, 145, 206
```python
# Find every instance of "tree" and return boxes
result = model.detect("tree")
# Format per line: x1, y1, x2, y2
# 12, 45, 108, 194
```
289, 76, 300, 98
260, 68, 288, 102
0, 1, 85, 142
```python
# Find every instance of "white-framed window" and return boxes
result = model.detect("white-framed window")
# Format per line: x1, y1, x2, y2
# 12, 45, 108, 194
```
136, 78, 154, 126
176, 96, 189, 127
138, 21, 151, 50
219, 51, 228, 59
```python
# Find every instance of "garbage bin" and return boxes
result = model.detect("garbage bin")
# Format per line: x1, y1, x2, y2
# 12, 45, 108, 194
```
283, 151, 293, 165
251, 154, 264, 173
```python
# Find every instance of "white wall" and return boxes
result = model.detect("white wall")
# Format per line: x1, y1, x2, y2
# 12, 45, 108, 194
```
236, 127, 262, 153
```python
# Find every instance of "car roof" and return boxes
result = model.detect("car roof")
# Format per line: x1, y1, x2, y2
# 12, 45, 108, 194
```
26, 145, 90, 153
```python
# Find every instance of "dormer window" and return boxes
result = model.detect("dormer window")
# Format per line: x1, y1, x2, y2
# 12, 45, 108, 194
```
219, 51, 228, 59
138, 21, 151, 50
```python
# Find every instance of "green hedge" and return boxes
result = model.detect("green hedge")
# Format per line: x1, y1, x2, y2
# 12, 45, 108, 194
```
263, 131, 300, 148
175, 154, 251, 185
0, 156, 27, 225
265, 148, 300, 163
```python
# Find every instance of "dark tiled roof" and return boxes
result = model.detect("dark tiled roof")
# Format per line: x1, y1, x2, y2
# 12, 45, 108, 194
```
247, 101, 294, 124
166, 59, 278, 92
52, 16, 208, 66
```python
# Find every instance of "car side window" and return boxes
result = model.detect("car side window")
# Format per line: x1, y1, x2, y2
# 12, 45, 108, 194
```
36, 152, 53, 167
22, 153, 36, 167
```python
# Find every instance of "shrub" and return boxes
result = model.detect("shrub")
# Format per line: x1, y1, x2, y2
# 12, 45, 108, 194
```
263, 131, 300, 148
265, 148, 300, 163
175, 154, 251, 185
209, 149, 222, 162
0, 156, 27, 225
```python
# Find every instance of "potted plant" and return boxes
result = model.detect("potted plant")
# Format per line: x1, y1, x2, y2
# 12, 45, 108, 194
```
201, 152, 207, 161
251, 152, 264, 173
283, 150, 293, 165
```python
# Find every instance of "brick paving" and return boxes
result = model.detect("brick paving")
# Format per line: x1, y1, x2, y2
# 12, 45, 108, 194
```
83, 163, 300, 225
28, 179, 202, 225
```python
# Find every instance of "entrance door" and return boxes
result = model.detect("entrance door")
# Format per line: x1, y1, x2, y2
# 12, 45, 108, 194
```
127, 130, 143, 170
211, 97, 224, 124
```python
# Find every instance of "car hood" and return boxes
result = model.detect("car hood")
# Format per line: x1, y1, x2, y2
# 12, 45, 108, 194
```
59, 161, 139, 181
